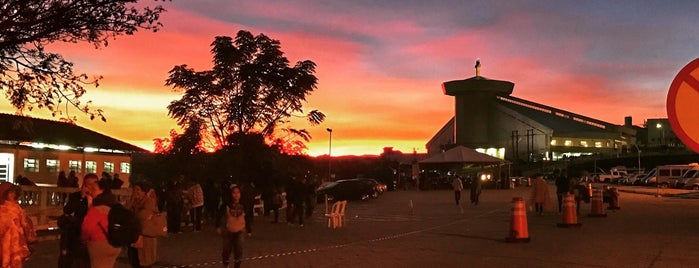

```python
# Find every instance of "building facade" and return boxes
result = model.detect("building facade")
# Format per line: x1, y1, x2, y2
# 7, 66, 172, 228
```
427, 69, 638, 162
0, 114, 146, 186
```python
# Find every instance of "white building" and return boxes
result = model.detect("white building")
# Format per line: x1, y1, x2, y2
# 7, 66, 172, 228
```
0, 113, 147, 187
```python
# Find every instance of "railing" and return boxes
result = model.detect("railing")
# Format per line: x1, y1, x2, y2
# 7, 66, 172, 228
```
19, 185, 287, 230
19, 186, 132, 230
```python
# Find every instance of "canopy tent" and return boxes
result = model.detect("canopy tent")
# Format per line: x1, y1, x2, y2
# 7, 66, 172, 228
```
419, 145, 506, 165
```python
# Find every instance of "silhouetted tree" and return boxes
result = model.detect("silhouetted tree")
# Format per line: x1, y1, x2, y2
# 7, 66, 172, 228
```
165, 30, 325, 150
0, 0, 168, 121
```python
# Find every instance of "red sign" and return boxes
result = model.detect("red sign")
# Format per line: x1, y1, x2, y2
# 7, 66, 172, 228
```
667, 58, 699, 153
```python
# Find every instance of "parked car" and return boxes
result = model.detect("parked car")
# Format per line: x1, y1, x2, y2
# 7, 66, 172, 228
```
356, 178, 386, 195
639, 168, 658, 186
621, 172, 645, 185
315, 179, 380, 203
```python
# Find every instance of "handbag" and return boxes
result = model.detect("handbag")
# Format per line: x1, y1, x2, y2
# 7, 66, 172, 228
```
141, 212, 168, 237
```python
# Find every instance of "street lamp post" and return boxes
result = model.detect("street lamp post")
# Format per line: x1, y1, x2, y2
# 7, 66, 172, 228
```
655, 123, 662, 197
326, 127, 332, 215
632, 143, 641, 173
326, 128, 332, 180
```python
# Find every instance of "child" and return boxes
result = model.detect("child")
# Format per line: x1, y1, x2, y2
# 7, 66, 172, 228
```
0, 182, 37, 268
219, 185, 246, 268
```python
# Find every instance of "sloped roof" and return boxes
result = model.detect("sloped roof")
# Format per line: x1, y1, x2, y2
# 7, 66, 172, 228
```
496, 95, 621, 137
420, 146, 505, 165
0, 113, 147, 152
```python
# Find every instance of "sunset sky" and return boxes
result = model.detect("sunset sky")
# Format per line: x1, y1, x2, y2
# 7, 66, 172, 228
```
3, 0, 699, 156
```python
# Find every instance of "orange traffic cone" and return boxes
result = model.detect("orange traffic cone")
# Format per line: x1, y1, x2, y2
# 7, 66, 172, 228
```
588, 189, 607, 217
506, 197, 530, 242
557, 193, 582, 228
608, 187, 621, 210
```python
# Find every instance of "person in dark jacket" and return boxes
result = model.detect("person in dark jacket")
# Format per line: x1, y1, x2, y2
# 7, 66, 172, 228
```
292, 178, 307, 226
58, 179, 92, 268
555, 170, 571, 213
285, 177, 297, 224
470, 176, 482, 205
164, 178, 184, 234
240, 182, 256, 237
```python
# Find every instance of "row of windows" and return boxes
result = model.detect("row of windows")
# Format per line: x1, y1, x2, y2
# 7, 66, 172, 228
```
550, 139, 618, 149
23, 159, 130, 174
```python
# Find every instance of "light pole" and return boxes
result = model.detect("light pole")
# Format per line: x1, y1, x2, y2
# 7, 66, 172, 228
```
632, 143, 641, 173
326, 128, 332, 180
655, 123, 662, 197
326, 127, 332, 215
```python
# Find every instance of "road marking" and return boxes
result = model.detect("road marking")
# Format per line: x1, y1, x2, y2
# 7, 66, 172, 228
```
163, 207, 506, 267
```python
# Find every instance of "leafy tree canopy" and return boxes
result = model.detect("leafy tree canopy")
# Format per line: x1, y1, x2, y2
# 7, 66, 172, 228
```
0, 0, 168, 121
166, 30, 325, 151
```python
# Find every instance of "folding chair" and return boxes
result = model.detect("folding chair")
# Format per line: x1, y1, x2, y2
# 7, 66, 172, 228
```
325, 201, 346, 228
337, 201, 347, 228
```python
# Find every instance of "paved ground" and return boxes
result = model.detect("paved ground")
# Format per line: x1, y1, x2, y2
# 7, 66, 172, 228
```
26, 184, 699, 267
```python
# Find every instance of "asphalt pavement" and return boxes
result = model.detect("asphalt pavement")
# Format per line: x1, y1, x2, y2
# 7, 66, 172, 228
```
25, 184, 699, 268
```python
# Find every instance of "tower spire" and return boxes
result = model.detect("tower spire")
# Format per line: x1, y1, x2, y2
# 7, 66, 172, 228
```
475, 59, 481, 76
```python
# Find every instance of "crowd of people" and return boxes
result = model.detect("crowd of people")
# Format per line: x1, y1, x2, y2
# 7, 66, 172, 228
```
0, 168, 325, 268
36, 172, 319, 268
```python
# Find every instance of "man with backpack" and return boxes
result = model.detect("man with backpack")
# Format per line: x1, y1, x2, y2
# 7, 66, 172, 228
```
81, 173, 141, 268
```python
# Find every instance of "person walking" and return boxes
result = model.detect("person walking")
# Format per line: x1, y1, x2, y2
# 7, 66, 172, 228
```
186, 179, 204, 232
452, 176, 463, 205
218, 185, 246, 268
555, 170, 570, 213
530, 173, 551, 216
269, 188, 283, 224
470, 176, 482, 205
284, 177, 297, 224
0, 182, 37, 268
58, 181, 92, 268
164, 179, 184, 234
240, 182, 256, 236
292, 179, 307, 227
126, 182, 160, 267
81, 174, 121, 268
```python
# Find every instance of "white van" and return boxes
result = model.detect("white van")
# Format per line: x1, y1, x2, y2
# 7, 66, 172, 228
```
656, 163, 699, 188
676, 168, 699, 189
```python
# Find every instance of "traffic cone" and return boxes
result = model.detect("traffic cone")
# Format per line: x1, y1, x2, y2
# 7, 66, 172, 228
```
588, 189, 607, 217
506, 197, 530, 242
557, 193, 582, 228
608, 187, 621, 210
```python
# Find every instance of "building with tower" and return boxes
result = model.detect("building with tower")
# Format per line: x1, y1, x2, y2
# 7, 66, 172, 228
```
426, 62, 637, 162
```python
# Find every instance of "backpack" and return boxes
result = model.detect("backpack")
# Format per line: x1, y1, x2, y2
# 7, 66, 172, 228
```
99, 203, 142, 247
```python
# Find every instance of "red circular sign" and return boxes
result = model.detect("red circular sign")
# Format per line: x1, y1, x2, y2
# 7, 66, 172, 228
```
667, 58, 699, 153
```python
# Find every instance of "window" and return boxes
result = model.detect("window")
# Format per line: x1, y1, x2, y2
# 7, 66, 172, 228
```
580, 141, 588, 147
85, 161, 97, 173
595, 141, 603, 148
104, 162, 114, 173
24, 158, 39, 173
550, 139, 557, 146
564, 140, 572, 146
120, 163, 131, 174
69, 160, 82, 172
46, 159, 60, 173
